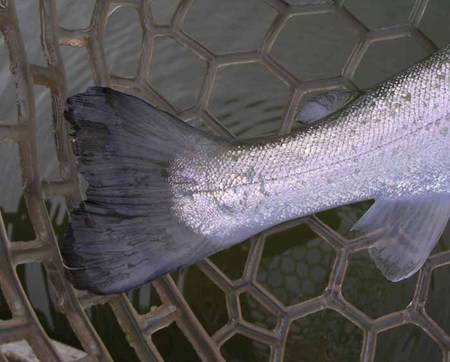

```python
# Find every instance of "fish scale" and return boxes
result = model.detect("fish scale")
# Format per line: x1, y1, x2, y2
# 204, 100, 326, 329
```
169, 45, 450, 245
62, 45, 450, 294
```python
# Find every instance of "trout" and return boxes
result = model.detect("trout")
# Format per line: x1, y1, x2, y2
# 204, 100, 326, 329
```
62, 44, 450, 294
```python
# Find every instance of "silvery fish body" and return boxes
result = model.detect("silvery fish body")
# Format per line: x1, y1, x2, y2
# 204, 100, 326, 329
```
62, 45, 450, 294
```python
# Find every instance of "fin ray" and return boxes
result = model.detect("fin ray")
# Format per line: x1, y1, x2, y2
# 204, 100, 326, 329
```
296, 90, 361, 124
62, 87, 227, 294
352, 194, 450, 281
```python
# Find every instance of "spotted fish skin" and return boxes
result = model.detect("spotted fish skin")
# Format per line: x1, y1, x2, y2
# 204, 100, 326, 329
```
169, 44, 450, 246
62, 45, 449, 294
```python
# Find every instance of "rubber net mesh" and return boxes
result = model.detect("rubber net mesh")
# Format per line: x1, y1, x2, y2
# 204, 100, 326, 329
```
0, 0, 449, 361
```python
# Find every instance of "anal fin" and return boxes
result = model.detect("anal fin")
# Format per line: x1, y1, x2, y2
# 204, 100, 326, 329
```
351, 194, 450, 281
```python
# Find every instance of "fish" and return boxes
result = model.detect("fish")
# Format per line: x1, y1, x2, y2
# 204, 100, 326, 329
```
62, 44, 450, 295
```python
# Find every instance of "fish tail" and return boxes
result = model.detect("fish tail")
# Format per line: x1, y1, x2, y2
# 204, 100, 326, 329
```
62, 87, 225, 294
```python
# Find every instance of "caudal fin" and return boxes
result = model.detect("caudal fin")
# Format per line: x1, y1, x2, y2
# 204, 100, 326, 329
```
62, 87, 227, 294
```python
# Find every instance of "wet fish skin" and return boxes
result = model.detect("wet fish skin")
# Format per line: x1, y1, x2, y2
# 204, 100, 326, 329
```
169, 44, 450, 246
62, 44, 450, 294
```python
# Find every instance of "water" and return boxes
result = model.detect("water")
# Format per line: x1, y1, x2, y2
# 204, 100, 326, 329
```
1, 1, 450, 361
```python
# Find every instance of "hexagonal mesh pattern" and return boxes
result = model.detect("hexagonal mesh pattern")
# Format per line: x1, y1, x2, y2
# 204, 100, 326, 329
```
0, 0, 449, 361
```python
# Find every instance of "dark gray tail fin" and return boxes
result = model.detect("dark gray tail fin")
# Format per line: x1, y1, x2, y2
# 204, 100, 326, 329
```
62, 87, 225, 294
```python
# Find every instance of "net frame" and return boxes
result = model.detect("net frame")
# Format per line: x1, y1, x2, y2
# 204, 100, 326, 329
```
0, 0, 448, 361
